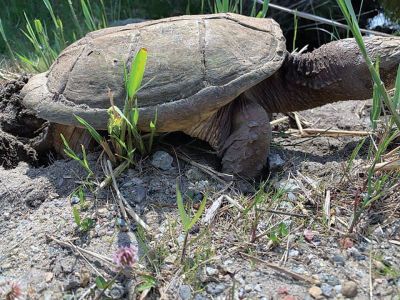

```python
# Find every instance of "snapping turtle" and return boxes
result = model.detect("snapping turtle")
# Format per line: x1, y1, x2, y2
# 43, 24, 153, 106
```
21, 13, 400, 177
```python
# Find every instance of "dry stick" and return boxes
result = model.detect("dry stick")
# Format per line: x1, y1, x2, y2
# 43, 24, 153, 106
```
47, 235, 114, 265
371, 159, 400, 171
383, 145, 400, 159
95, 160, 130, 194
286, 128, 372, 137
106, 160, 151, 232
105, 160, 129, 221
270, 116, 289, 126
175, 152, 233, 183
240, 252, 317, 284
294, 112, 304, 136
324, 190, 331, 226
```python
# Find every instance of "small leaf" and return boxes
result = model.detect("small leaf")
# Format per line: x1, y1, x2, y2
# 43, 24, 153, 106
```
95, 276, 107, 289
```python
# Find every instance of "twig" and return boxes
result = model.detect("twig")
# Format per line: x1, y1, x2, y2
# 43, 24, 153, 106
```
240, 252, 317, 284
106, 160, 150, 232
47, 235, 114, 265
286, 128, 372, 137
176, 152, 233, 183
105, 160, 129, 221
323, 190, 331, 226
270, 116, 289, 126
294, 112, 304, 136
95, 160, 130, 194
370, 159, 400, 171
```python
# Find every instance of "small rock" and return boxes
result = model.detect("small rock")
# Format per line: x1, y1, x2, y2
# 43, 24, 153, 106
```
186, 167, 204, 182
254, 284, 262, 292
124, 185, 147, 205
277, 179, 300, 192
304, 229, 314, 242
341, 281, 357, 298
70, 196, 80, 205
151, 151, 173, 171
289, 249, 300, 257
308, 286, 323, 299
80, 269, 90, 287
179, 285, 192, 300
292, 266, 306, 275
115, 218, 129, 232
320, 283, 333, 297
105, 283, 125, 299
3, 212, 11, 220
347, 247, 366, 261
332, 254, 345, 266
64, 275, 80, 291
320, 274, 340, 286
45, 272, 54, 283
206, 266, 219, 276
206, 282, 225, 295
334, 285, 342, 294
269, 153, 285, 170
97, 208, 109, 218
244, 284, 253, 292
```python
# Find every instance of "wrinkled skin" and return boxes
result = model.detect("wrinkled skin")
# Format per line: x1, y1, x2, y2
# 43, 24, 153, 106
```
198, 36, 400, 178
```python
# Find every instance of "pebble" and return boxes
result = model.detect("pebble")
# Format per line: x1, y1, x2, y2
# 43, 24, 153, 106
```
269, 153, 285, 170
308, 286, 323, 299
277, 179, 300, 192
334, 285, 342, 294
341, 281, 358, 298
124, 185, 147, 206
70, 196, 80, 205
206, 266, 219, 276
151, 151, 173, 170
206, 282, 225, 295
3, 212, 10, 221
347, 247, 366, 261
105, 283, 125, 299
320, 274, 340, 286
115, 218, 129, 232
320, 283, 333, 297
179, 285, 192, 300
186, 167, 204, 182
289, 249, 300, 257
332, 254, 346, 266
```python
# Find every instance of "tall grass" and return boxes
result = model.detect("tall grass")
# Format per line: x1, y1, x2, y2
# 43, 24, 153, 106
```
336, 0, 400, 232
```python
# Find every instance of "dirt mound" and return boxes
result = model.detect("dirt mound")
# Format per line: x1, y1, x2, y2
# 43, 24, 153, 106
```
0, 76, 47, 168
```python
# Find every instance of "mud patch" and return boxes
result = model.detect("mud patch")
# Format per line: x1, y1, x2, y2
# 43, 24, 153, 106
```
0, 76, 47, 168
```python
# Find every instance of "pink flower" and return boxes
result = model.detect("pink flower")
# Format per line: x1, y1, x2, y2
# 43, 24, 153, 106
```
113, 245, 138, 268
0, 281, 23, 300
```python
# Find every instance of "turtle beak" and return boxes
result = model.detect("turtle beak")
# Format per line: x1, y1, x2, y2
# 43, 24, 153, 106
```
365, 36, 400, 89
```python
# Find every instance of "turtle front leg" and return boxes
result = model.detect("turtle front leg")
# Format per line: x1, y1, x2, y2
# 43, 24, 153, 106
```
220, 97, 271, 178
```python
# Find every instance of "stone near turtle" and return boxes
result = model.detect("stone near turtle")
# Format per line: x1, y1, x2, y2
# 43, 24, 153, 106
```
21, 13, 400, 178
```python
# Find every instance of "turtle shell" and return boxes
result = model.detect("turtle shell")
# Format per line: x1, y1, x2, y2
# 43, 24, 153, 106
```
22, 13, 286, 132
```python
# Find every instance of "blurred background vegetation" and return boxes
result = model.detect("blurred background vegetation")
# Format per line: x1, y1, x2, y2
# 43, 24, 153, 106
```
0, 0, 398, 72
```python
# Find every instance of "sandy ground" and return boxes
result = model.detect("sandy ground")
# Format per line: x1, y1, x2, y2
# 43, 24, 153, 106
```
0, 79, 399, 299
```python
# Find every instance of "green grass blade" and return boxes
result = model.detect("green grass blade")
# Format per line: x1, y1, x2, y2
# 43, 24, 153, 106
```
127, 48, 148, 100
74, 114, 103, 144
393, 65, 400, 109
176, 185, 190, 231
187, 195, 207, 229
